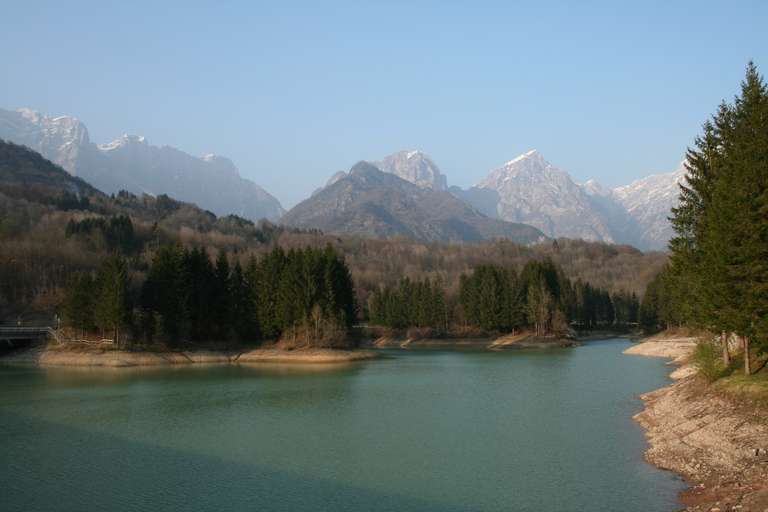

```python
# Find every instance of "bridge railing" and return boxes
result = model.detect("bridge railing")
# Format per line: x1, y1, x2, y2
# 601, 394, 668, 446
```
0, 327, 59, 344
0, 327, 52, 333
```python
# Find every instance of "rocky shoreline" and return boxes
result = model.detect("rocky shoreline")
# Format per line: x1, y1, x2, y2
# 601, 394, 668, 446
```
625, 335, 768, 511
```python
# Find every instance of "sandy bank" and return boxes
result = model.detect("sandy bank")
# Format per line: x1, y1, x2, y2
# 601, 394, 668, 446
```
0, 344, 379, 368
623, 332, 698, 361
372, 336, 494, 349
235, 348, 379, 364
624, 333, 698, 379
371, 332, 577, 350
489, 332, 578, 349
628, 334, 768, 511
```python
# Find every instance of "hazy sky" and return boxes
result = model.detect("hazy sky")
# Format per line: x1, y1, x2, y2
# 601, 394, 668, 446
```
2, 1, 766, 207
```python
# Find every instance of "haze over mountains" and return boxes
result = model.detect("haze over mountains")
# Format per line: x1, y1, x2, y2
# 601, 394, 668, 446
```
1, 106, 685, 250
369, 148, 684, 250
282, 161, 545, 244
373, 150, 448, 191
0, 108, 285, 221
612, 163, 687, 249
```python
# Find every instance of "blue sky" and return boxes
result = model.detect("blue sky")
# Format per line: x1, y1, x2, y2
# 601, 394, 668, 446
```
1, 1, 766, 207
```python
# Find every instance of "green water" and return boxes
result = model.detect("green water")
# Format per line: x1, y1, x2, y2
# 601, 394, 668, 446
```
0, 339, 684, 512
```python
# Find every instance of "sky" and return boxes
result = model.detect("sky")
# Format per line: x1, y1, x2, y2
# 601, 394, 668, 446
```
1, 1, 766, 208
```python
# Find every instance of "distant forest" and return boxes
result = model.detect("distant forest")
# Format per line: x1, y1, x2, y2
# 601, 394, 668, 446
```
370, 261, 637, 337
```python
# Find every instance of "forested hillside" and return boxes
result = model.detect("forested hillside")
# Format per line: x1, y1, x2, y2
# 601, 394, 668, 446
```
0, 138, 666, 346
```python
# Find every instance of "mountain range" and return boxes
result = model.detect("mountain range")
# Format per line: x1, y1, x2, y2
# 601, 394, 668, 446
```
0, 108, 284, 221
1, 106, 686, 250
363, 148, 685, 250
281, 161, 545, 244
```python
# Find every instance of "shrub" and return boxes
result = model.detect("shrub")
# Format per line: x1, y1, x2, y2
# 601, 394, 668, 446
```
693, 338, 724, 383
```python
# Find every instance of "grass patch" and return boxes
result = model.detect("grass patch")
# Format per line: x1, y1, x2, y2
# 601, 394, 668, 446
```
712, 367, 768, 409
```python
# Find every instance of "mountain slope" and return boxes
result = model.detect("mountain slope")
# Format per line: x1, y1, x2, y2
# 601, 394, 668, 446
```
579, 178, 644, 247
281, 162, 545, 244
0, 138, 297, 245
373, 150, 448, 190
0, 138, 100, 203
0, 107, 284, 221
612, 162, 686, 250
459, 150, 620, 243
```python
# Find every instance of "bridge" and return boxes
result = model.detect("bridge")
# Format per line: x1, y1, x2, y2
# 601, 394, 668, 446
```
0, 327, 57, 346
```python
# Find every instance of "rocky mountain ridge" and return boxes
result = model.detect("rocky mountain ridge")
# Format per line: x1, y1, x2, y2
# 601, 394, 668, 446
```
401, 148, 684, 250
281, 161, 545, 244
1, 106, 686, 249
0, 107, 284, 221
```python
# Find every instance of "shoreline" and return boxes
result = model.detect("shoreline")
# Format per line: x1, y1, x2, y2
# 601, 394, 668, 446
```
625, 334, 768, 511
1, 329, 626, 367
0, 344, 379, 368
370, 331, 584, 350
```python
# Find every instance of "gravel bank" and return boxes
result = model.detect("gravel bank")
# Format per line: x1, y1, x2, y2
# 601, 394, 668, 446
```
627, 335, 768, 511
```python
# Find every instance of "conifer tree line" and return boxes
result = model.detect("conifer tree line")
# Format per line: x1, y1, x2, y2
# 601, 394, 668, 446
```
368, 259, 638, 335
63, 244, 357, 348
64, 254, 131, 346
368, 278, 448, 331
641, 63, 768, 372
65, 215, 137, 254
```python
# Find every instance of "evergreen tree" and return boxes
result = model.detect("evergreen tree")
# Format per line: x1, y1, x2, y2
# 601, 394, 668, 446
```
213, 249, 232, 340
94, 254, 130, 347
230, 261, 258, 341
63, 272, 96, 336
666, 62, 768, 370
141, 245, 187, 345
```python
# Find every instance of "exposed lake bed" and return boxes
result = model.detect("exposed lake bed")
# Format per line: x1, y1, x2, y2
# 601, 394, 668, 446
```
626, 335, 768, 512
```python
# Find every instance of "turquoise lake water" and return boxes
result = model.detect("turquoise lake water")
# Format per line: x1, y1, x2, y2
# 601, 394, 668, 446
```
0, 339, 685, 511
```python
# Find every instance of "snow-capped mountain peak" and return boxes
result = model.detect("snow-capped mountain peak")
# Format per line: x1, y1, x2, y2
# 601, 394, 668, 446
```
372, 149, 448, 191
503, 148, 541, 167
405, 150, 420, 159
0, 106, 284, 221
610, 161, 687, 249
581, 178, 610, 197
0, 108, 90, 174
477, 150, 571, 191
468, 150, 615, 242
98, 134, 147, 152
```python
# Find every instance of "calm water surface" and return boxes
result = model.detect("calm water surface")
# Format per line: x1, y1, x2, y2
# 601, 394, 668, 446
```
0, 339, 684, 512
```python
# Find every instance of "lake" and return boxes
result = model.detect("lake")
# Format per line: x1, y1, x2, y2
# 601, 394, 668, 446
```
0, 339, 684, 512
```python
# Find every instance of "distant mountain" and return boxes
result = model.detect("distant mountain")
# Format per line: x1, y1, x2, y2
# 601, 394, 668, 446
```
1, 106, 686, 249
373, 150, 448, 191
448, 150, 687, 250
0, 107, 284, 221
579, 178, 645, 249
456, 150, 620, 242
281, 162, 545, 244
612, 162, 687, 250
0, 139, 297, 250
